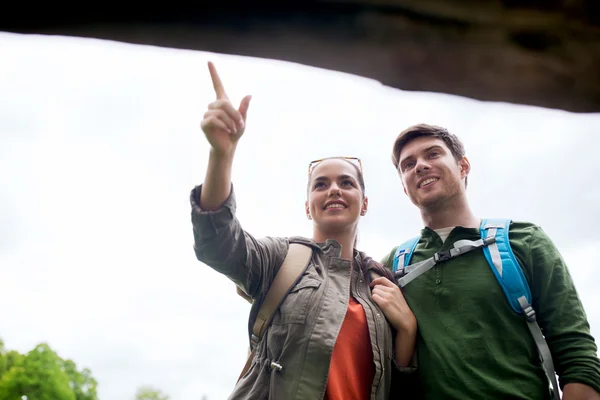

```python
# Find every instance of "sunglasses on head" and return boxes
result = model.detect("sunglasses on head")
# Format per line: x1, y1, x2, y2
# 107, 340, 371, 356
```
308, 157, 363, 176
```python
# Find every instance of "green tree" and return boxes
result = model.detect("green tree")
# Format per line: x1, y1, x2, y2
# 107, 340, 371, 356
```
0, 340, 98, 400
0, 339, 6, 379
134, 385, 170, 400
0, 343, 75, 400
62, 359, 98, 400
0, 340, 25, 383
4, 350, 24, 371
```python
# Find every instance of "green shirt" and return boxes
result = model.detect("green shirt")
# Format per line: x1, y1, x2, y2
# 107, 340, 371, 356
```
382, 221, 600, 399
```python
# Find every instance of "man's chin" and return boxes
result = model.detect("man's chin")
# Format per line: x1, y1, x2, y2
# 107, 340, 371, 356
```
416, 195, 446, 211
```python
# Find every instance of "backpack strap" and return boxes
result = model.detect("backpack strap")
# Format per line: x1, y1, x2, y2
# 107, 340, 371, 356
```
236, 286, 253, 303
237, 243, 313, 382
480, 219, 533, 313
392, 236, 420, 273
480, 219, 559, 400
394, 235, 495, 288
394, 222, 558, 398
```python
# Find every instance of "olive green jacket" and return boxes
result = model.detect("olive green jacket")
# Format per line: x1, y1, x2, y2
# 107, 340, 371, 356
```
191, 185, 405, 400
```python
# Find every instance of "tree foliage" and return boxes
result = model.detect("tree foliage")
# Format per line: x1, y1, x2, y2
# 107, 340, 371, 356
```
0, 339, 98, 400
134, 385, 170, 400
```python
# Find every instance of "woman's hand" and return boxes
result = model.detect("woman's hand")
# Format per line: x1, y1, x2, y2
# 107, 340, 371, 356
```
200, 62, 252, 157
198, 62, 251, 211
370, 276, 416, 334
371, 276, 417, 367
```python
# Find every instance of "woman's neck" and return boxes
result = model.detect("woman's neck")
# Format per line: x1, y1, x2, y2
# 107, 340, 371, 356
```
313, 227, 356, 260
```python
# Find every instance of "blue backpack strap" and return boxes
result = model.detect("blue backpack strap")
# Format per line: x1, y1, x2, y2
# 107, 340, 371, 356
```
479, 218, 532, 314
480, 219, 559, 400
392, 236, 420, 273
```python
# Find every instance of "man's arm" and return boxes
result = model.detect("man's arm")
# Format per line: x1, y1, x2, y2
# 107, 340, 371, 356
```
522, 224, 600, 397
563, 383, 600, 400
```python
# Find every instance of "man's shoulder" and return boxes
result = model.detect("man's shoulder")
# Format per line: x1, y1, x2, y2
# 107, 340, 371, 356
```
380, 246, 400, 269
506, 220, 547, 246
481, 219, 539, 232
507, 220, 541, 232
380, 220, 547, 268
481, 219, 543, 244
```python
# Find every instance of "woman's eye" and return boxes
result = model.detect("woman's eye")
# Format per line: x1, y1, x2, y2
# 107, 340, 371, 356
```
314, 182, 326, 189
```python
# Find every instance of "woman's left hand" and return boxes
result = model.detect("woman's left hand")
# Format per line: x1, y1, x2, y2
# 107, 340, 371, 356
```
370, 276, 417, 334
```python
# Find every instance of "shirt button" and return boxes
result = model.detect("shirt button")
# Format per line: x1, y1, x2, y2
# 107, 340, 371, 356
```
436, 279, 441, 285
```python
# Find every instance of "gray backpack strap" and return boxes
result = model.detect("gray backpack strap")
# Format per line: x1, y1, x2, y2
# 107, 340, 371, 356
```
518, 297, 560, 400
237, 243, 312, 382
396, 237, 495, 288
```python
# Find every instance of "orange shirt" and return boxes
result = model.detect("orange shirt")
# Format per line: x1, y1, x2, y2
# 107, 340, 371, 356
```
324, 297, 375, 400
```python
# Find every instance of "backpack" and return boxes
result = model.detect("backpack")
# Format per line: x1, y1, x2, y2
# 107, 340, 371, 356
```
235, 243, 313, 382
392, 218, 559, 400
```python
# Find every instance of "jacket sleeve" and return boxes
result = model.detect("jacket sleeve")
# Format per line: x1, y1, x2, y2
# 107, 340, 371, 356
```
523, 225, 600, 393
190, 184, 288, 299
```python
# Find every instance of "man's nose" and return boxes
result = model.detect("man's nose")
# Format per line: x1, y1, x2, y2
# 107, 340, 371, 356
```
416, 158, 431, 174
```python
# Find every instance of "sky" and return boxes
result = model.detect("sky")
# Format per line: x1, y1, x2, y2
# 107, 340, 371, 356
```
0, 31, 599, 400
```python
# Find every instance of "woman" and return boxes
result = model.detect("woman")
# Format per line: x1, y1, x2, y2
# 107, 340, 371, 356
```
190, 62, 417, 399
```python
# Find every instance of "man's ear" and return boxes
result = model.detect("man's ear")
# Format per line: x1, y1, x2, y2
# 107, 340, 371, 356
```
459, 156, 471, 178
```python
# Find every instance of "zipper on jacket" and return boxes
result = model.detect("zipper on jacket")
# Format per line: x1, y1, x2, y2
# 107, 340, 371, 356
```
268, 359, 283, 397
354, 268, 385, 397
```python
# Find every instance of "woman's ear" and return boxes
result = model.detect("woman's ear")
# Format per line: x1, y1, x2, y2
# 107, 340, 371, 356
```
361, 197, 369, 216
305, 200, 311, 220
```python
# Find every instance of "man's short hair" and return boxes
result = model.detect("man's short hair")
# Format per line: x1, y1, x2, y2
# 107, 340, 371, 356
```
391, 123, 468, 187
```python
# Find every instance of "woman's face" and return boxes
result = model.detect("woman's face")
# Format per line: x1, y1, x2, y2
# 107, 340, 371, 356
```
305, 159, 367, 234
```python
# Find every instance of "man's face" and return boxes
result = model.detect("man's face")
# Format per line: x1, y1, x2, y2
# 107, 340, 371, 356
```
397, 136, 469, 211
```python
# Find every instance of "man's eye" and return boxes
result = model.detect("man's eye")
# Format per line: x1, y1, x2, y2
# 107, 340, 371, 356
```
341, 180, 354, 186
314, 182, 326, 189
403, 162, 415, 170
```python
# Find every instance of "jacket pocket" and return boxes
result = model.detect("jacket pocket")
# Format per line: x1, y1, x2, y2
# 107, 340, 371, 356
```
272, 278, 321, 325
230, 357, 269, 400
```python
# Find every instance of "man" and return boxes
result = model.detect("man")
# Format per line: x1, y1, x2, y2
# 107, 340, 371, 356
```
381, 124, 600, 399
